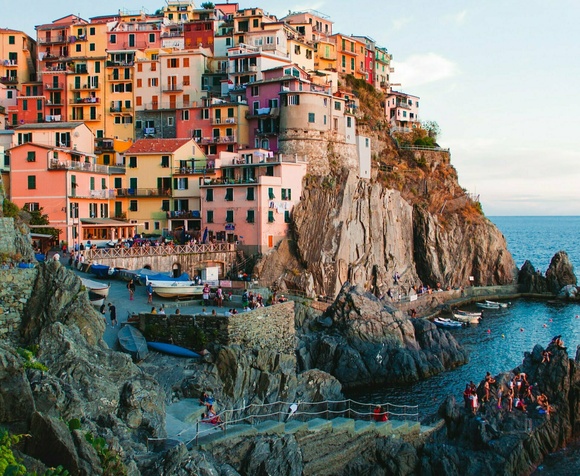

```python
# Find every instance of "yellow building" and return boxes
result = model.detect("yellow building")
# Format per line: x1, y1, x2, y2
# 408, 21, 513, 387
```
121, 138, 206, 234
0, 28, 36, 89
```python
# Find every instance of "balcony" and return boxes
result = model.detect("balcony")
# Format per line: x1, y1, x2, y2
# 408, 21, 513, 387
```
166, 210, 200, 220
70, 114, 102, 121
106, 60, 134, 67
144, 127, 155, 135
94, 138, 115, 153
108, 73, 133, 81
174, 166, 212, 175
69, 189, 114, 199
395, 101, 411, 109
0, 76, 17, 84
162, 83, 184, 93
255, 127, 279, 136
45, 82, 64, 90
45, 115, 63, 122
38, 35, 67, 44
246, 107, 279, 119
70, 83, 100, 91
46, 99, 64, 106
211, 117, 238, 125
49, 159, 122, 175
199, 135, 236, 144
116, 188, 171, 197
3, 60, 17, 67
69, 97, 100, 105
109, 106, 132, 113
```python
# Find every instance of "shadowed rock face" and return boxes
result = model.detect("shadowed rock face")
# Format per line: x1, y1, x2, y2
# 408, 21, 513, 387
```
518, 251, 577, 296
296, 284, 468, 388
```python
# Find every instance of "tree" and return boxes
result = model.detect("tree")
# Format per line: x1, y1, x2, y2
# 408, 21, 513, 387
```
25, 206, 61, 240
421, 120, 441, 139
201, 2, 215, 9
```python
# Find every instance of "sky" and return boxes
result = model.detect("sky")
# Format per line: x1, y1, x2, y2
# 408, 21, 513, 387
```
3, 0, 580, 215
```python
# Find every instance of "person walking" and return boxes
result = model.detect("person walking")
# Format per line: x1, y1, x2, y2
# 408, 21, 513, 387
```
202, 283, 211, 307
108, 303, 117, 327
99, 302, 107, 325
146, 282, 153, 304
127, 279, 136, 301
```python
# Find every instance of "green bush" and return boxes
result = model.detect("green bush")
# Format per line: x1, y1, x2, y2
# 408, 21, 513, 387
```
2, 199, 20, 218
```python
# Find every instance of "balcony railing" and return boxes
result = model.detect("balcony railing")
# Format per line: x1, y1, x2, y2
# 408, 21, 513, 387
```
108, 73, 133, 81
109, 106, 132, 113
45, 115, 63, 122
212, 117, 238, 125
0, 76, 17, 84
49, 159, 124, 174
69, 97, 100, 104
173, 167, 213, 175
69, 189, 115, 199
84, 242, 236, 260
38, 35, 67, 44
70, 114, 102, 121
116, 188, 172, 197
166, 210, 200, 220
70, 83, 100, 91
3, 60, 17, 67
199, 135, 236, 144
162, 83, 184, 92
94, 139, 115, 152
45, 83, 64, 90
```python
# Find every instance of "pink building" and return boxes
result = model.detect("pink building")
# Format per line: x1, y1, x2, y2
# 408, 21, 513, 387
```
386, 91, 420, 132
200, 149, 307, 254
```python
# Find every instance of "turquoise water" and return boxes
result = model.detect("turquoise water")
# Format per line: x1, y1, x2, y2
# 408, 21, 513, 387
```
349, 216, 580, 418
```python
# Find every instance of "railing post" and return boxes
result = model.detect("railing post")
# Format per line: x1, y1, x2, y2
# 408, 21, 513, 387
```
195, 420, 199, 446
347, 399, 351, 419
326, 401, 329, 420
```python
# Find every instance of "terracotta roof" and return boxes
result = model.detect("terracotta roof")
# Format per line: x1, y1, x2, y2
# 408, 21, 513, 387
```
124, 138, 192, 155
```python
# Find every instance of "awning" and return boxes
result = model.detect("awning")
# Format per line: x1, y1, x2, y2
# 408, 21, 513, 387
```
80, 218, 142, 227
30, 232, 55, 239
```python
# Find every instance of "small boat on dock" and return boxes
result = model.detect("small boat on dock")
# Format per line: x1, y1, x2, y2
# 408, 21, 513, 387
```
454, 310, 482, 318
80, 277, 110, 298
147, 279, 204, 299
118, 325, 148, 362
433, 317, 463, 328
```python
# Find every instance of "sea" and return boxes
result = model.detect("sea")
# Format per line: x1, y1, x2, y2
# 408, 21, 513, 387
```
348, 216, 580, 415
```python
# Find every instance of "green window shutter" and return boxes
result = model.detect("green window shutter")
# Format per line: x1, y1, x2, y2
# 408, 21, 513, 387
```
268, 188, 275, 199
284, 210, 291, 223
268, 210, 274, 222
226, 210, 234, 223
247, 210, 254, 223
207, 210, 214, 223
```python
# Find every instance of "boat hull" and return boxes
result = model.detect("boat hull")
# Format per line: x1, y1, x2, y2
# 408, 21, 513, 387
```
147, 341, 200, 358
452, 313, 481, 324
434, 318, 463, 328
147, 279, 204, 298
476, 302, 500, 310
118, 325, 148, 362
80, 278, 110, 298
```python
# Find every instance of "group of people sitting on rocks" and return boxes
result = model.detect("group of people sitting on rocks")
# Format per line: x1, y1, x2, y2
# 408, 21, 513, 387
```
463, 361, 555, 417
199, 391, 223, 426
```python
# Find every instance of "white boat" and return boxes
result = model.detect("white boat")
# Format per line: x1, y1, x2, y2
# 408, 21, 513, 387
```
90, 296, 105, 307
476, 302, 500, 310
433, 317, 463, 328
486, 300, 509, 308
147, 279, 205, 298
80, 277, 110, 298
452, 313, 481, 324
454, 310, 482, 318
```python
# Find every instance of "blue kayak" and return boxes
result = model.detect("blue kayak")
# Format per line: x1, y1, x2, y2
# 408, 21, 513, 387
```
147, 341, 201, 358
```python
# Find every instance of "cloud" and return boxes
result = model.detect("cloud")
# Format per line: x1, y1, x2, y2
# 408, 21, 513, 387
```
391, 53, 459, 88
444, 10, 468, 26
392, 17, 412, 31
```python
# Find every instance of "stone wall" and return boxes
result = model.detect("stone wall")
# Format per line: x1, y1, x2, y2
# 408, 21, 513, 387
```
139, 301, 296, 355
0, 268, 37, 337
0, 218, 17, 257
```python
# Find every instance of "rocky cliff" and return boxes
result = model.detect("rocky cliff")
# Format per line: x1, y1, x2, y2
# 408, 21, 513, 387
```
519, 250, 578, 298
296, 284, 468, 388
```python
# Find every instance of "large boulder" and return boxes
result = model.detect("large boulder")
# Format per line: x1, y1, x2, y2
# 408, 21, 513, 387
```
518, 260, 549, 294
545, 251, 577, 294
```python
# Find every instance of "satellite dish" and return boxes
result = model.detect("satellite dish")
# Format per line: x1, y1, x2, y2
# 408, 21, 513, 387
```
73, 131, 80, 137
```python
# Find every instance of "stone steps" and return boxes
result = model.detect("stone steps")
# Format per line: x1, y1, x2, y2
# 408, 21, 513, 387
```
198, 423, 258, 450
256, 420, 285, 435
307, 417, 333, 432
284, 420, 308, 434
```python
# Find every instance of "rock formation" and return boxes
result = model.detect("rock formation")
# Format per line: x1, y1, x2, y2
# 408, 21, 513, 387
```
296, 284, 468, 387
518, 251, 578, 298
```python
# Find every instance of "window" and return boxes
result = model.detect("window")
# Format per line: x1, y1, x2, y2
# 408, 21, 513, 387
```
26, 151, 36, 162
281, 188, 291, 200
102, 178, 106, 190
70, 203, 79, 219
161, 155, 169, 168
25, 202, 39, 212
89, 203, 97, 218
308, 113, 315, 123
167, 116, 174, 126
206, 189, 213, 201
284, 210, 291, 223
246, 187, 255, 200
89, 27, 95, 35
154, 221, 160, 230
181, 110, 189, 120
114, 177, 122, 188
183, 75, 190, 86
246, 209, 255, 223
90, 177, 95, 191
206, 210, 214, 223
129, 200, 138, 212
251, 86, 259, 96
253, 18, 259, 28
149, 33, 155, 43
167, 58, 179, 68
268, 187, 275, 199
161, 200, 170, 211
27, 175, 36, 189
294, 45, 301, 54
351, 58, 355, 70
268, 210, 274, 223
129, 156, 137, 168
89, 43, 95, 51
174, 177, 188, 190
266, 166, 274, 177
110, 34, 116, 44
76, 44, 81, 52
226, 210, 234, 223
225, 188, 233, 201
8, 35, 15, 45
288, 95, 299, 105
334, 101, 342, 111
22, 100, 27, 111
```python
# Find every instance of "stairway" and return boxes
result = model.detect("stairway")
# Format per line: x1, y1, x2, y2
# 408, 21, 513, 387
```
164, 399, 427, 453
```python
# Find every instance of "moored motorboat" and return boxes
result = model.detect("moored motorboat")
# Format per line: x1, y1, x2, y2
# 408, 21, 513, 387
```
433, 317, 463, 328
452, 313, 481, 324
118, 325, 148, 362
147, 279, 204, 298
476, 302, 500, 310
89, 296, 105, 307
454, 310, 482, 318
485, 300, 509, 308
80, 277, 110, 298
